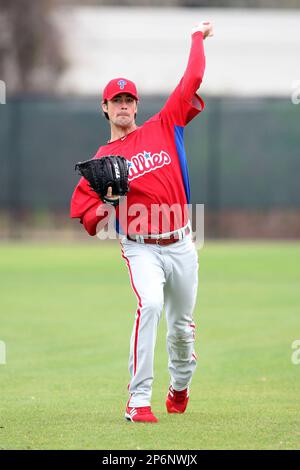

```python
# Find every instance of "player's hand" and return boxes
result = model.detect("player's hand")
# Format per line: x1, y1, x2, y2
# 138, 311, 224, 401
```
106, 186, 120, 201
191, 21, 214, 39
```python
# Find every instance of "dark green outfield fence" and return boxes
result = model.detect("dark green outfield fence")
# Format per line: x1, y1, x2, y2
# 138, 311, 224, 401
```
0, 95, 299, 237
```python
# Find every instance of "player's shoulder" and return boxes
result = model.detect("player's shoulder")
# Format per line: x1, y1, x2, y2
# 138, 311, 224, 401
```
142, 111, 163, 126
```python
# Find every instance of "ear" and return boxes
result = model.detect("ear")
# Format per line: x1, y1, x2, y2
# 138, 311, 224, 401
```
101, 101, 108, 113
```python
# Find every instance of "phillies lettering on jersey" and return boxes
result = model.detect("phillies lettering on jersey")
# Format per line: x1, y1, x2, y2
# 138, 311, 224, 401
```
128, 150, 171, 181
70, 31, 206, 236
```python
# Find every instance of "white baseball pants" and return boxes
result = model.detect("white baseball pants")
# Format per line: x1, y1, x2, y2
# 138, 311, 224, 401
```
120, 233, 199, 408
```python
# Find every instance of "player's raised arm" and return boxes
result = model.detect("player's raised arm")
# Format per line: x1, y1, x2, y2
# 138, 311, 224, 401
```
160, 20, 213, 126
182, 21, 213, 99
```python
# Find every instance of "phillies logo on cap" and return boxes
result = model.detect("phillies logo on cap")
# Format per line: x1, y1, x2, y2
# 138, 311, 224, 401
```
117, 79, 127, 90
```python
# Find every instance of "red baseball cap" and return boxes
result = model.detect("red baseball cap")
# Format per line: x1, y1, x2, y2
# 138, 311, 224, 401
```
102, 78, 139, 102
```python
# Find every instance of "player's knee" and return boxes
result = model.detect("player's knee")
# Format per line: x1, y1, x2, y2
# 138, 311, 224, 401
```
167, 325, 194, 344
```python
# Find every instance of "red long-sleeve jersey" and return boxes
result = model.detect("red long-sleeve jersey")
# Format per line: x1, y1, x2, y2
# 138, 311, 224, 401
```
70, 31, 206, 236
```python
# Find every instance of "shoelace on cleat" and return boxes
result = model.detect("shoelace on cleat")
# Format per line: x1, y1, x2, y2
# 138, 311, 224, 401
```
169, 388, 188, 403
137, 407, 152, 414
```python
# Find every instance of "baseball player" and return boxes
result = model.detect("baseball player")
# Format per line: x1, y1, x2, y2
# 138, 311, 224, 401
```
70, 21, 213, 423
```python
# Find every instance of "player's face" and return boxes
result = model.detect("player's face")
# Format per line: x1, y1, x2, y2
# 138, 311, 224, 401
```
104, 93, 137, 128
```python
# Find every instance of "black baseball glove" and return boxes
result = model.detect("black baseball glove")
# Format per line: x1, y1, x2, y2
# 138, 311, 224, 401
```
75, 155, 129, 207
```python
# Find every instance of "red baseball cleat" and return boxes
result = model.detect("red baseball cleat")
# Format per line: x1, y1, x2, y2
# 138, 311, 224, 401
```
166, 385, 189, 413
125, 405, 158, 423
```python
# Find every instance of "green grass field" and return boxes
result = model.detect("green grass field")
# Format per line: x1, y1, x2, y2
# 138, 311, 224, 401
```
0, 241, 299, 450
